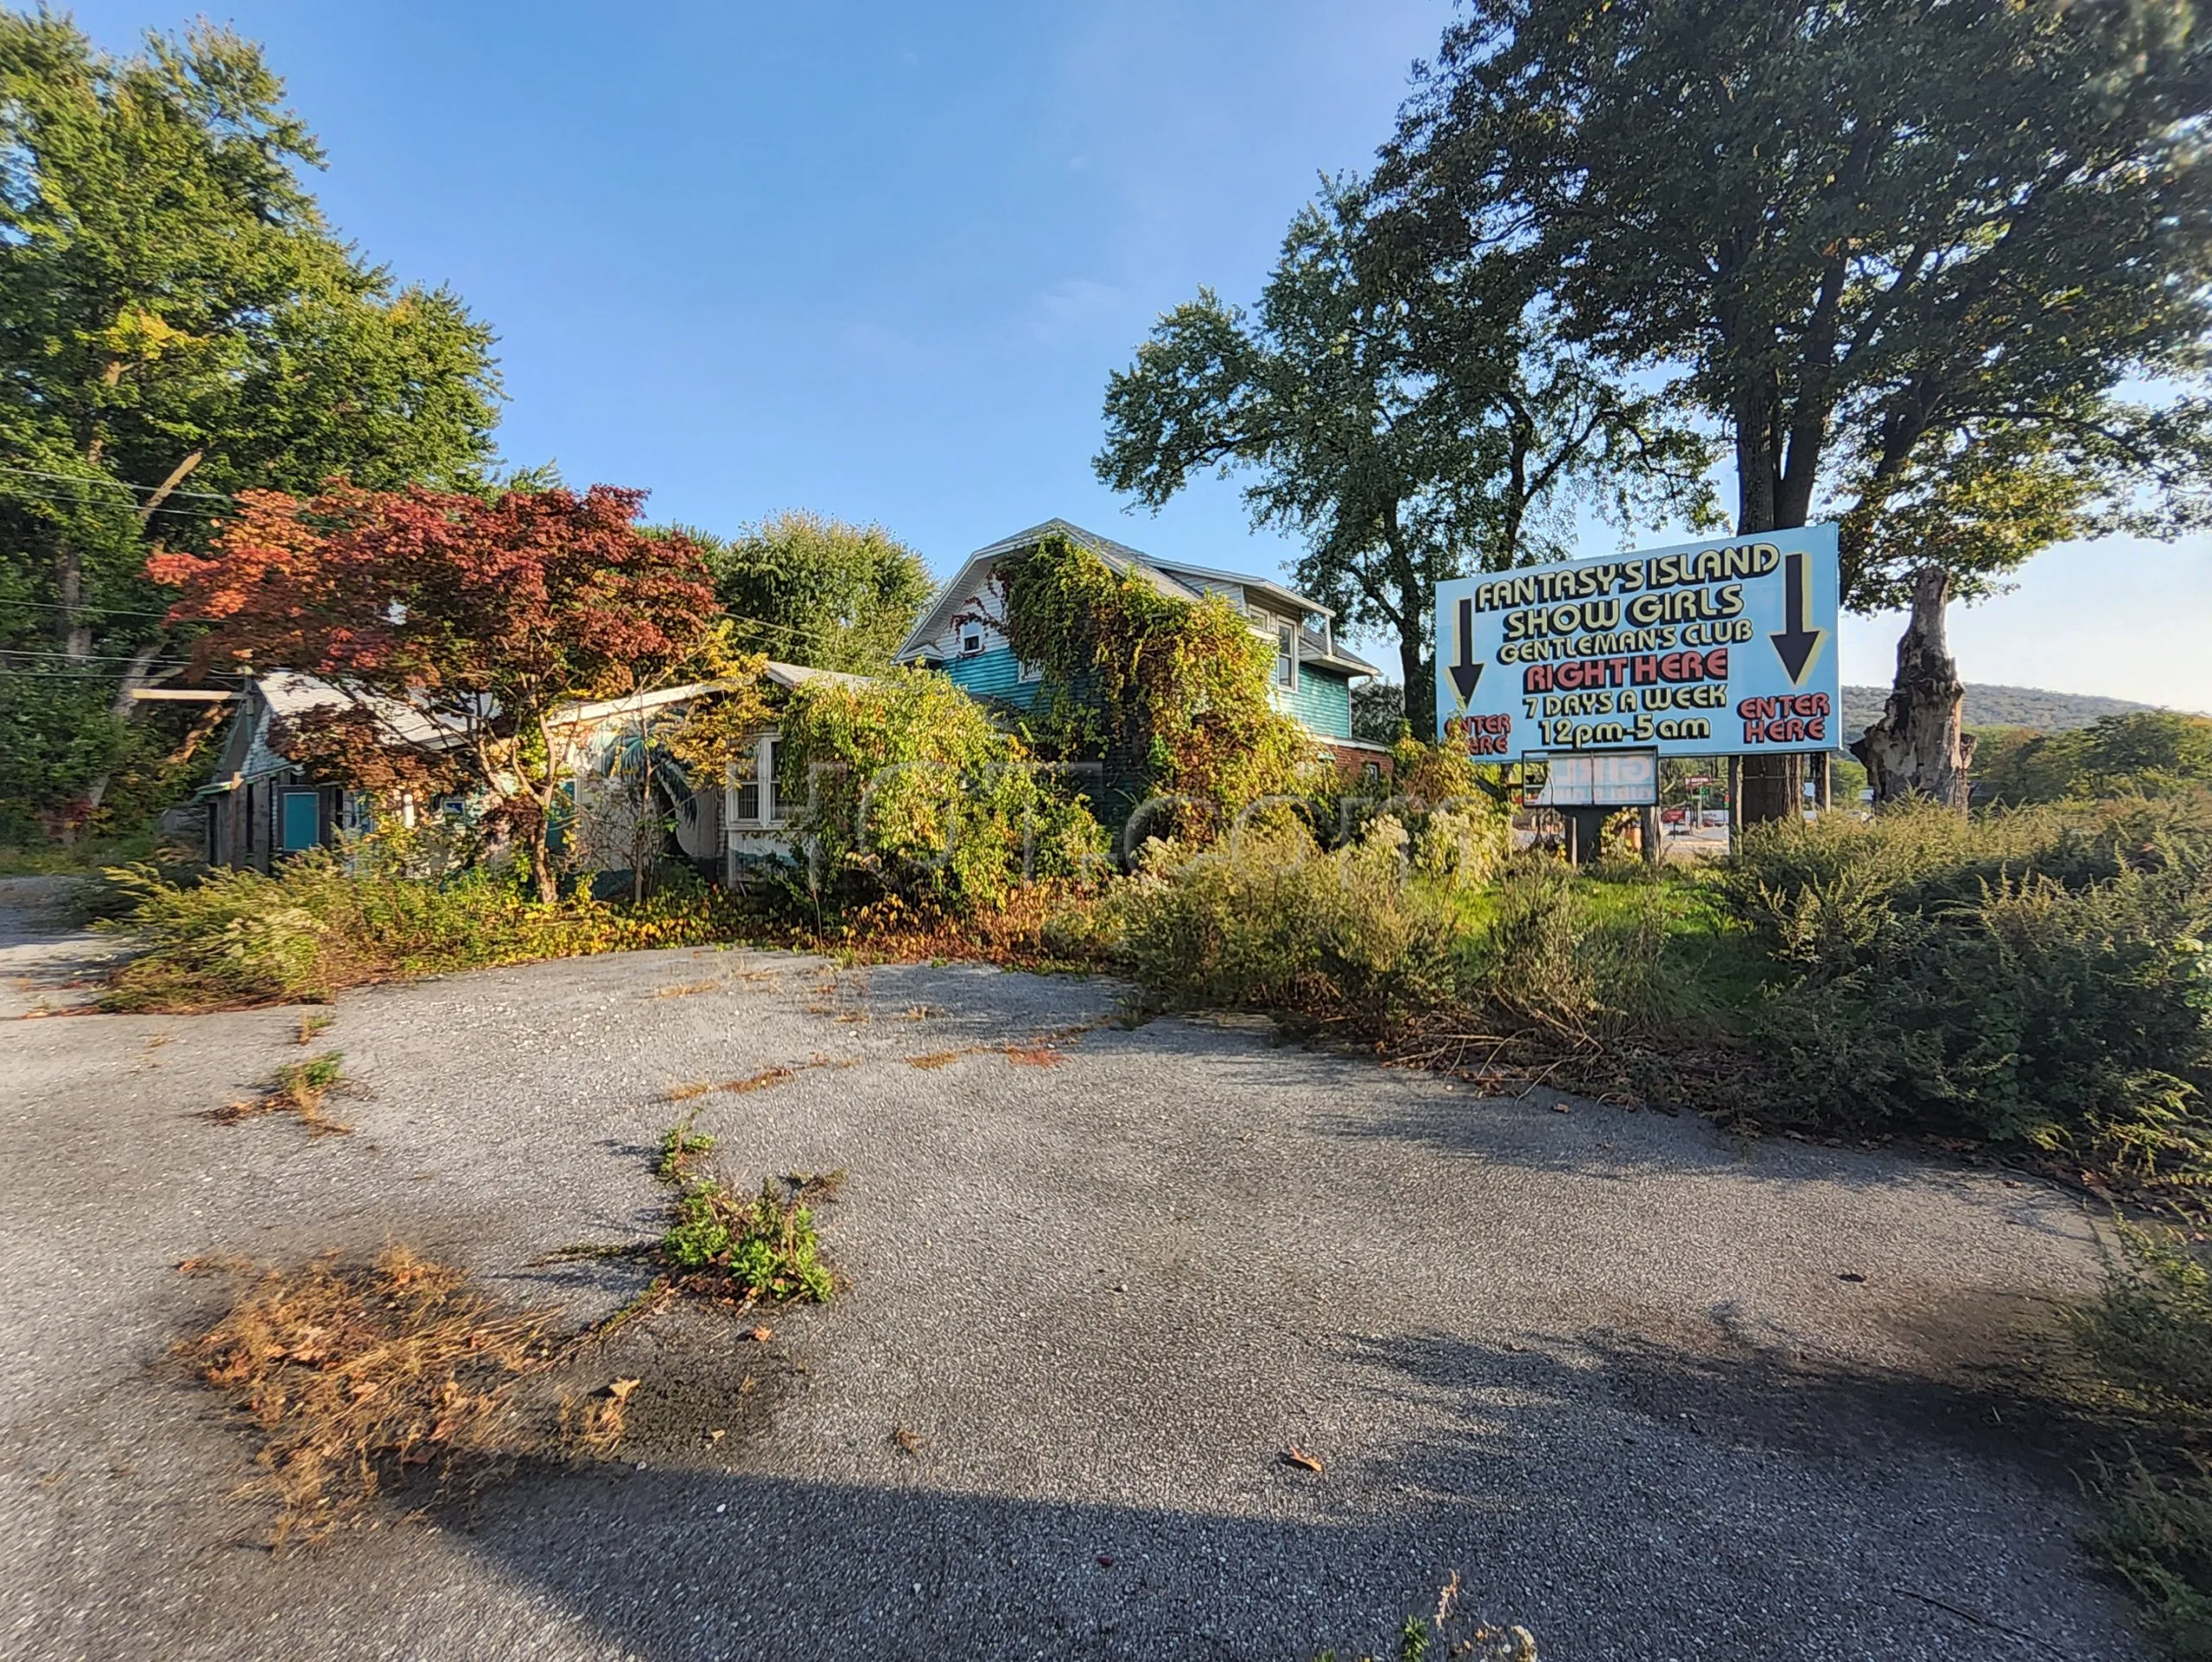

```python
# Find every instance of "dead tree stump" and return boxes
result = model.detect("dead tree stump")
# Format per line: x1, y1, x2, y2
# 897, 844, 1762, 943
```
1850, 565, 1975, 809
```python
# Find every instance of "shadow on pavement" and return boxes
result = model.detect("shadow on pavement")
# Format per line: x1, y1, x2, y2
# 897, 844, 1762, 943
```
437, 1319, 2143, 1662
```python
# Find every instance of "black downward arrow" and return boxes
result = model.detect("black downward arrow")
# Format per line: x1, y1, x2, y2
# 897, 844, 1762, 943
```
1769, 552, 1823, 684
1449, 595, 1484, 703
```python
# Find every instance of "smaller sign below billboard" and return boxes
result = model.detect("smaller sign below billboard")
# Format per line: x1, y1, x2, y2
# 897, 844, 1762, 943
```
1532, 753, 1659, 808
1434, 525, 1841, 763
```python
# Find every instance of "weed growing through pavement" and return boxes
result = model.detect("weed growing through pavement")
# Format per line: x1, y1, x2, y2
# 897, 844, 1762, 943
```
654, 1124, 838, 1303
295, 1013, 334, 1045
1313, 1575, 1538, 1661
205, 1052, 353, 1136
657, 1126, 715, 1182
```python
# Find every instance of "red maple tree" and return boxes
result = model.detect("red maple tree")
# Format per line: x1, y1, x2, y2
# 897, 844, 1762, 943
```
153, 483, 718, 901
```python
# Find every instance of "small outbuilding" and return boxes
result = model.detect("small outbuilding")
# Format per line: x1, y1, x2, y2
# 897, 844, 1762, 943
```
194, 672, 463, 871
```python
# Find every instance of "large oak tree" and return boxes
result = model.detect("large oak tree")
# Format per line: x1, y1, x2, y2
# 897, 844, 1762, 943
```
0, 12, 501, 831
1097, 179, 1710, 737
1381, 0, 2212, 799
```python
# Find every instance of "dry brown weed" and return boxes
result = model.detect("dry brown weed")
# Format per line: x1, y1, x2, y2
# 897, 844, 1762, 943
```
175, 1249, 555, 1545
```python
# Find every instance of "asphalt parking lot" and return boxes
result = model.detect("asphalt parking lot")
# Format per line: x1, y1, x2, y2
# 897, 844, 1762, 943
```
0, 880, 2146, 1660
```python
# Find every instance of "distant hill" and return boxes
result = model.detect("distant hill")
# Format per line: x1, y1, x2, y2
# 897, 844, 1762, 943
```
1843, 683, 2169, 735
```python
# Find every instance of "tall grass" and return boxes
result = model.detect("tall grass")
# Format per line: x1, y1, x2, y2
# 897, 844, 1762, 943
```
99, 832, 741, 1011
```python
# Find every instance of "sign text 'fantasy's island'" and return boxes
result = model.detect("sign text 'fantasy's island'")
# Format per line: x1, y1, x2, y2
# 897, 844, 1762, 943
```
1432, 525, 1841, 762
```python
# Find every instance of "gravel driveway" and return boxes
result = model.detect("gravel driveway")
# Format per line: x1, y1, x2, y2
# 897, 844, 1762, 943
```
0, 881, 2147, 1660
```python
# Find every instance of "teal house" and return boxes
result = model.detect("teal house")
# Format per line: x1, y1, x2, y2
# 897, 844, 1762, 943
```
894, 519, 1386, 765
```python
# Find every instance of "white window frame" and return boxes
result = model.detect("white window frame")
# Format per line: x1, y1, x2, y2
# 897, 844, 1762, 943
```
959, 626, 985, 656
1274, 621, 1298, 691
728, 735, 785, 829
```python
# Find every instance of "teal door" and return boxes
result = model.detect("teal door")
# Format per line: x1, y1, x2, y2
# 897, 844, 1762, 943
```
280, 789, 321, 852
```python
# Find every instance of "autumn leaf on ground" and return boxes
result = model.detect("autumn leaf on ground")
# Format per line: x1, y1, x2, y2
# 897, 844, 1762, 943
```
1281, 1445, 1324, 1474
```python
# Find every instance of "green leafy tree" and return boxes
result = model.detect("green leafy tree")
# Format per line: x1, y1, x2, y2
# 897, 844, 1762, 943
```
0, 11, 501, 829
1096, 177, 1712, 736
1382, 0, 2212, 792
1980, 711, 2212, 806
684, 510, 933, 675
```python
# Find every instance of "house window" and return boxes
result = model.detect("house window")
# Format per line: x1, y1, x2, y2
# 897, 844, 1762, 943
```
733, 735, 783, 827
1274, 622, 1296, 689
960, 627, 984, 656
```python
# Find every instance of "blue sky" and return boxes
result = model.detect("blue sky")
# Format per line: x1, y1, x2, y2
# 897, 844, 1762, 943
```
68, 0, 2212, 710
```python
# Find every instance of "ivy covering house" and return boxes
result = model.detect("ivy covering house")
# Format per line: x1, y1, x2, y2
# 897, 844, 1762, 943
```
895, 519, 1386, 761
896, 521, 1389, 844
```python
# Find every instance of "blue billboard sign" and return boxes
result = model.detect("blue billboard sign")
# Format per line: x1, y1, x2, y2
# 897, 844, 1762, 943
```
1433, 525, 1840, 762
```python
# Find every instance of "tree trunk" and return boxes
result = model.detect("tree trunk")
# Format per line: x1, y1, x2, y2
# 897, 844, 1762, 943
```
531, 831, 559, 906
79, 638, 171, 824
1738, 754, 1802, 825
1400, 631, 1433, 742
56, 539, 92, 659
1850, 565, 1974, 810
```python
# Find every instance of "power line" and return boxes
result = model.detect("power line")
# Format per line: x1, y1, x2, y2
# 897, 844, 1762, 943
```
0, 599, 190, 621
0, 464, 238, 502
0, 650, 193, 665
0, 595, 880, 657
0, 481, 219, 518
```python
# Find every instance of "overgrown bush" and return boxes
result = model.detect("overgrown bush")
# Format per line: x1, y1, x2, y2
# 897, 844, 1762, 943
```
999, 532, 1311, 835
1116, 813, 1679, 1041
1118, 818, 1467, 1025
1727, 799, 2212, 1174
99, 825, 743, 1011
1466, 864, 1683, 1041
2075, 1225, 2212, 1659
776, 666, 1105, 918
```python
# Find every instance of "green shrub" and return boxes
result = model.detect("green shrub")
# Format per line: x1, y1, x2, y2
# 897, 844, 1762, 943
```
2075, 1225, 2212, 1659
776, 666, 1106, 918
1118, 812, 1710, 1044
2076, 1222, 2212, 1421
1117, 818, 1467, 1027
1728, 799, 2212, 1172
2085, 1459, 2212, 1662
1980, 710, 2212, 806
